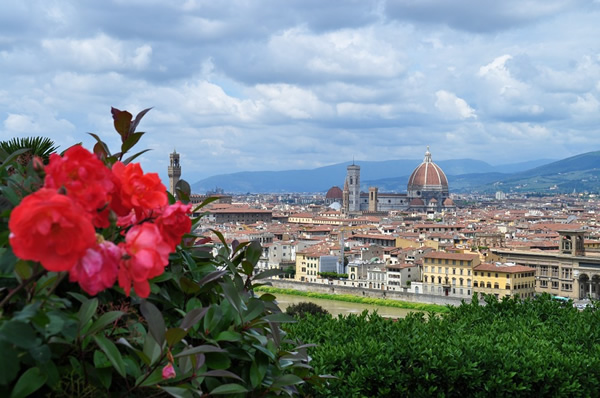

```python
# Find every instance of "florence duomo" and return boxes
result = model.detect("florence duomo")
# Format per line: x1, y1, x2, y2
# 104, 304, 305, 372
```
334, 147, 454, 215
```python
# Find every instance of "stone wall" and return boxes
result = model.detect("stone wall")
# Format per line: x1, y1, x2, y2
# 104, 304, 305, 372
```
269, 279, 469, 307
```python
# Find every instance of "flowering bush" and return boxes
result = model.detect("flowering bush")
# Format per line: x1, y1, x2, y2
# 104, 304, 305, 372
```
9, 143, 189, 298
0, 108, 321, 397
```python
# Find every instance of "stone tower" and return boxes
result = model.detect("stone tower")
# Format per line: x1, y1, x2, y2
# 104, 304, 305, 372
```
346, 164, 360, 212
168, 150, 181, 195
342, 178, 349, 214
368, 187, 378, 212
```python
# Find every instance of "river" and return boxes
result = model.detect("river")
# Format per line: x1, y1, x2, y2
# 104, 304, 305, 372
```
272, 293, 423, 318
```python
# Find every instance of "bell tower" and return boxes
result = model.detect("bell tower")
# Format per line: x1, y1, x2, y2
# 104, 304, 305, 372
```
168, 150, 181, 195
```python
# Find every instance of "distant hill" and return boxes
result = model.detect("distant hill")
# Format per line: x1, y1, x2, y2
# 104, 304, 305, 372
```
191, 157, 557, 194
475, 151, 600, 194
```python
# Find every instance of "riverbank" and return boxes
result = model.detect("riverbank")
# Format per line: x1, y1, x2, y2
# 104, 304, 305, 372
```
256, 286, 451, 313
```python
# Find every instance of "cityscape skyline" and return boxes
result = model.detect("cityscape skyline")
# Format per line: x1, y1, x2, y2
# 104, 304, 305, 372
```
1, 1, 599, 185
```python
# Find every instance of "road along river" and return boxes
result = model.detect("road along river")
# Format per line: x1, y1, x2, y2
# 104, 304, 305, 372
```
272, 293, 424, 318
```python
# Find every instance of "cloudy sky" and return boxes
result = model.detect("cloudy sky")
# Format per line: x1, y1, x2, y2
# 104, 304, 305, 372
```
1, 0, 600, 186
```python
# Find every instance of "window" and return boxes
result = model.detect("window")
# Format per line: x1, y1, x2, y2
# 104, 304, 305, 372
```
494, 283, 499, 289
460, 269, 464, 275
453, 268, 456, 274
468, 270, 471, 276
486, 282, 492, 288
487, 273, 491, 277
474, 281, 478, 287
452, 260, 456, 265
474, 271, 478, 276
506, 284, 510, 290
467, 279, 471, 287
445, 259, 449, 264
495, 273, 498, 278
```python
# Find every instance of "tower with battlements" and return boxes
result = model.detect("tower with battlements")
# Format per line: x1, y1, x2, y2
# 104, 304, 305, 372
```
168, 150, 181, 195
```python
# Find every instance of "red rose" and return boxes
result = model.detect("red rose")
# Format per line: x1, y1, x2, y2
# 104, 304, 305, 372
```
118, 223, 171, 298
112, 162, 167, 219
44, 145, 116, 228
9, 188, 96, 271
156, 202, 192, 250
69, 241, 122, 296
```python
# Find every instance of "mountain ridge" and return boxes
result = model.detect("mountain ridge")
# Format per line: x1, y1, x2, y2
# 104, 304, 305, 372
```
191, 157, 558, 194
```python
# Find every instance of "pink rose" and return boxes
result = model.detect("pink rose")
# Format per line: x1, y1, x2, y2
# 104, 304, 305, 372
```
162, 363, 176, 380
69, 241, 122, 296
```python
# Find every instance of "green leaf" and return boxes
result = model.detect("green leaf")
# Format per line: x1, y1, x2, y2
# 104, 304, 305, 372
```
142, 333, 162, 366
140, 300, 165, 347
210, 383, 248, 395
166, 327, 188, 347
180, 276, 201, 294
28, 344, 51, 363
12, 302, 41, 322
94, 335, 126, 378
263, 313, 296, 323
86, 311, 124, 337
175, 345, 225, 358
0, 246, 17, 274
0, 320, 39, 349
220, 279, 242, 315
111, 107, 132, 140
9, 367, 47, 398
205, 352, 231, 370
253, 268, 284, 280
121, 132, 144, 154
14, 260, 33, 280
136, 366, 164, 387
198, 270, 227, 286
200, 370, 244, 382
96, 367, 113, 389
215, 330, 241, 342
271, 374, 304, 388
161, 386, 194, 398
123, 149, 152, 164
77, 298, 98, 331
93, 350, 112, 368
245, 240, 262, 266
130, 107, 152, 134
180, 307, 208, 330
244, 299, 265, 323
0, 341, 19, 385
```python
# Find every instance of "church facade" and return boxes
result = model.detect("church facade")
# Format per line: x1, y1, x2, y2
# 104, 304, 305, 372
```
339, 148, 454, 214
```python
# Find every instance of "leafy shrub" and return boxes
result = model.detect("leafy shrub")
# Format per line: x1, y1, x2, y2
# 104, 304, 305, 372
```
286, 302, 330, 318
0, 108, 322, 397
285, 294, 600, 397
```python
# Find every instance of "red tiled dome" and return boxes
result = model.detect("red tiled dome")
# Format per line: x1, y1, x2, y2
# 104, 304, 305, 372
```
409, 198, 425, 206
443, 198, 454, 206
407, 148, 448, 192
326, 186, 343, 199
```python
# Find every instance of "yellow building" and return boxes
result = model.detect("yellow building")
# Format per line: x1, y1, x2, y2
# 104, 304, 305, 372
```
473, 263, 536, 299
422, 252, 480, 298
294, 245, 338, 283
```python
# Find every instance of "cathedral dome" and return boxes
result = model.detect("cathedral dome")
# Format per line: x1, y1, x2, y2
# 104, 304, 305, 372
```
326, 186, 343, 199
407, 147, 449, 194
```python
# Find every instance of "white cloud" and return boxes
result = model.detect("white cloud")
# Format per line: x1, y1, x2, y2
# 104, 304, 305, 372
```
435, 90, 476, 119
41, 34, 152, 71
